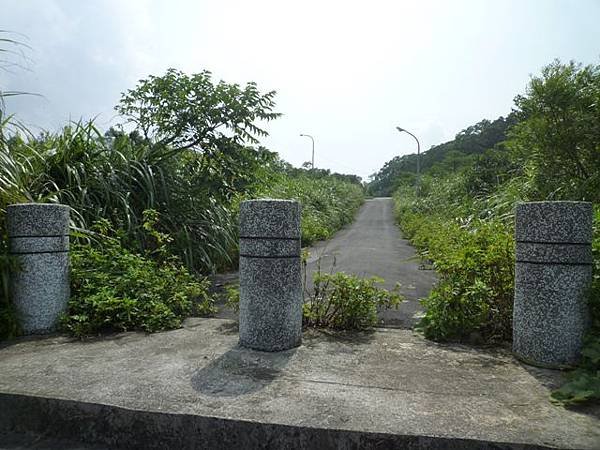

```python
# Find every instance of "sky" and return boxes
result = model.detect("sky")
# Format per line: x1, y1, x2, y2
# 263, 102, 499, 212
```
2, 0, 600, 180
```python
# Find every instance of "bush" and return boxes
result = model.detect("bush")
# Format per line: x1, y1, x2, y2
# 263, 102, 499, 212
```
303, 272, 403, 330
62, 218, 214, 337
395, 195, 514, 343
0, 302, 19, 339
222, 269, 402, 331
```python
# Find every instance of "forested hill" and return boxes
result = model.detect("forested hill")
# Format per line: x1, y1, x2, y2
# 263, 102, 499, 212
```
368, 114, 517, 197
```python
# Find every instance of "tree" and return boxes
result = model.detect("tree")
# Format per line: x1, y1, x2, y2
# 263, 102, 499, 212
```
509, 60, 600, 200
115, 68, 280, 151
367, 116, 515, 197
115, 68, 281, 201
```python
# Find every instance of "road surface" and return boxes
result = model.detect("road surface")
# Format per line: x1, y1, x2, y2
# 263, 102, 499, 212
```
212, 198, 437, 328
304, 197, 437, 328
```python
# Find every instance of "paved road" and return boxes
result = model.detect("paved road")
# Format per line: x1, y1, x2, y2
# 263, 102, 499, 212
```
212, 197, 436, 328
304, 197, 437, 329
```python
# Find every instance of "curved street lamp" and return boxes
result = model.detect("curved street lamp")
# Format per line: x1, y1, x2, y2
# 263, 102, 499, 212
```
396, 126, 421, 197
299, 133, 315, 169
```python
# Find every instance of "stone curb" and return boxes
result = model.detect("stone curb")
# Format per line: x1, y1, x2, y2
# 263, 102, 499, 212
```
0, 393, 566, 450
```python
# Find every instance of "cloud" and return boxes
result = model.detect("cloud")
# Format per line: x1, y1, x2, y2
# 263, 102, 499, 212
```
2, 0, 599, 176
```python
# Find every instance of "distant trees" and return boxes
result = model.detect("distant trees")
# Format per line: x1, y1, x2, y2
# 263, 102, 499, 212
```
371, 60, 600, 203
368, 116, 514, 197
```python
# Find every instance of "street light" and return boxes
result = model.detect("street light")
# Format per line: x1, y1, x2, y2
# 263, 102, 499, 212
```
299, 133, 315, 169
396, 126, 421, 197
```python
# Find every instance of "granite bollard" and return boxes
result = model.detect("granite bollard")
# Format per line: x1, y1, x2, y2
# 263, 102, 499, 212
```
513, 201, 592, 368
239, 199, 302, 351
7, 203, 70, 334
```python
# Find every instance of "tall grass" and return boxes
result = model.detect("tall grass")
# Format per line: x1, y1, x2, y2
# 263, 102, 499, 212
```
1, 121, 237, 273
260, 172, 364, 245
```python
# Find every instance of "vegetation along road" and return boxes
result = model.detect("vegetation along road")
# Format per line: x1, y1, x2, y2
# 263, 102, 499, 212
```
305, 197, 437, 329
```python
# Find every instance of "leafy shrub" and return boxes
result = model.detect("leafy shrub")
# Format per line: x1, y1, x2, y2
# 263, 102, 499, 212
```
0, 217, 22, 339
551, 336, 600, 406
224, 283, 240, 312
303, 272, 403, 330
395, 195, 514, 342
222, 269, 402, 331
62, 218, 214, 337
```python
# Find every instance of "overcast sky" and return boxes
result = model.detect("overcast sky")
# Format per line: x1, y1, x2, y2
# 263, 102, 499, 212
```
2, 0, 600, 180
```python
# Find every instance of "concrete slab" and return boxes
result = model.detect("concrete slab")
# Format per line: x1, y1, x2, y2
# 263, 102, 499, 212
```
0, 318, 598, 449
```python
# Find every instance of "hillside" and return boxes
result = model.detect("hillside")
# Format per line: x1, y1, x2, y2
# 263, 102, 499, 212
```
367, 114, 517, 197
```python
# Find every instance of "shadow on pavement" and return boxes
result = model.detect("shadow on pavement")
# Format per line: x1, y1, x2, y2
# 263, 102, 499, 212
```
191, 345, 297, 397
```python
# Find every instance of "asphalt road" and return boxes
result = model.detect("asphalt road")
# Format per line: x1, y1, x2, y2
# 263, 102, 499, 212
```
304, 197, 437, 329
212, 197, 437, 328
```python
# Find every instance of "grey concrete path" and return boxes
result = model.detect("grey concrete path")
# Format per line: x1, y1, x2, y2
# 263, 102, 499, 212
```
213, 198, 437, 327
0, 318, 598, 449
305, 197, 437, 328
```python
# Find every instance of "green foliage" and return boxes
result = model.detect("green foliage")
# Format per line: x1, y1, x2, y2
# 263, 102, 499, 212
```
2, 65, 286, 274
0, 302, 19, 339
63, 217, 214, 337
551, 337, 600, 406
1, 120, 280, 273
396, 193, 514, 342
509, 60, 600, 201
368, 116, 516, 197
303, 272, 403, 330
380, 59, 600, 405
224, 283, 240, 313
0, 56, 364, 338
0, 250, 20, 339
116, 68, 280, 150
261, 171, 364, 245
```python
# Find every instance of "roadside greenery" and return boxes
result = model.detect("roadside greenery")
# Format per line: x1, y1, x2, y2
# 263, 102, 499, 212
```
303, 272, 403, 330
396, 197, 514, 343
224, 270, 403, 331
374, 59, 600, 405
0, 67, 364, 339
259, 169, 364, 245
63, 216, 214, 337
551, 207, 600, 406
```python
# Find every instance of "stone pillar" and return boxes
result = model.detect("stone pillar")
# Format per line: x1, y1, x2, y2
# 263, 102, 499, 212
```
7, 203, 70, 334
239, 199, 302, 351
513, 201, 592, 368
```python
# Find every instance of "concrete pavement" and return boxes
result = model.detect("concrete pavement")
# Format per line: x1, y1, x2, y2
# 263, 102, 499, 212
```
0, 318, 598, 449
304, 197, 437, 328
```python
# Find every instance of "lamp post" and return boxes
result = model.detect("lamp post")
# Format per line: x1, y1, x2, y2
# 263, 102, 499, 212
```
396, 126, 421, 197
299, 133, 315, 169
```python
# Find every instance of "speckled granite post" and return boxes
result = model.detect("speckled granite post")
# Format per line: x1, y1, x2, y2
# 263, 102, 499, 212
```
7, 203, 70, 334
239, 199, 302, 351
513, 201, 592, 368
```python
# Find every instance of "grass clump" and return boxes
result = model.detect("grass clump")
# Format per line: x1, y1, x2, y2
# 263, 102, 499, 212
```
303, 272, 403, 330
